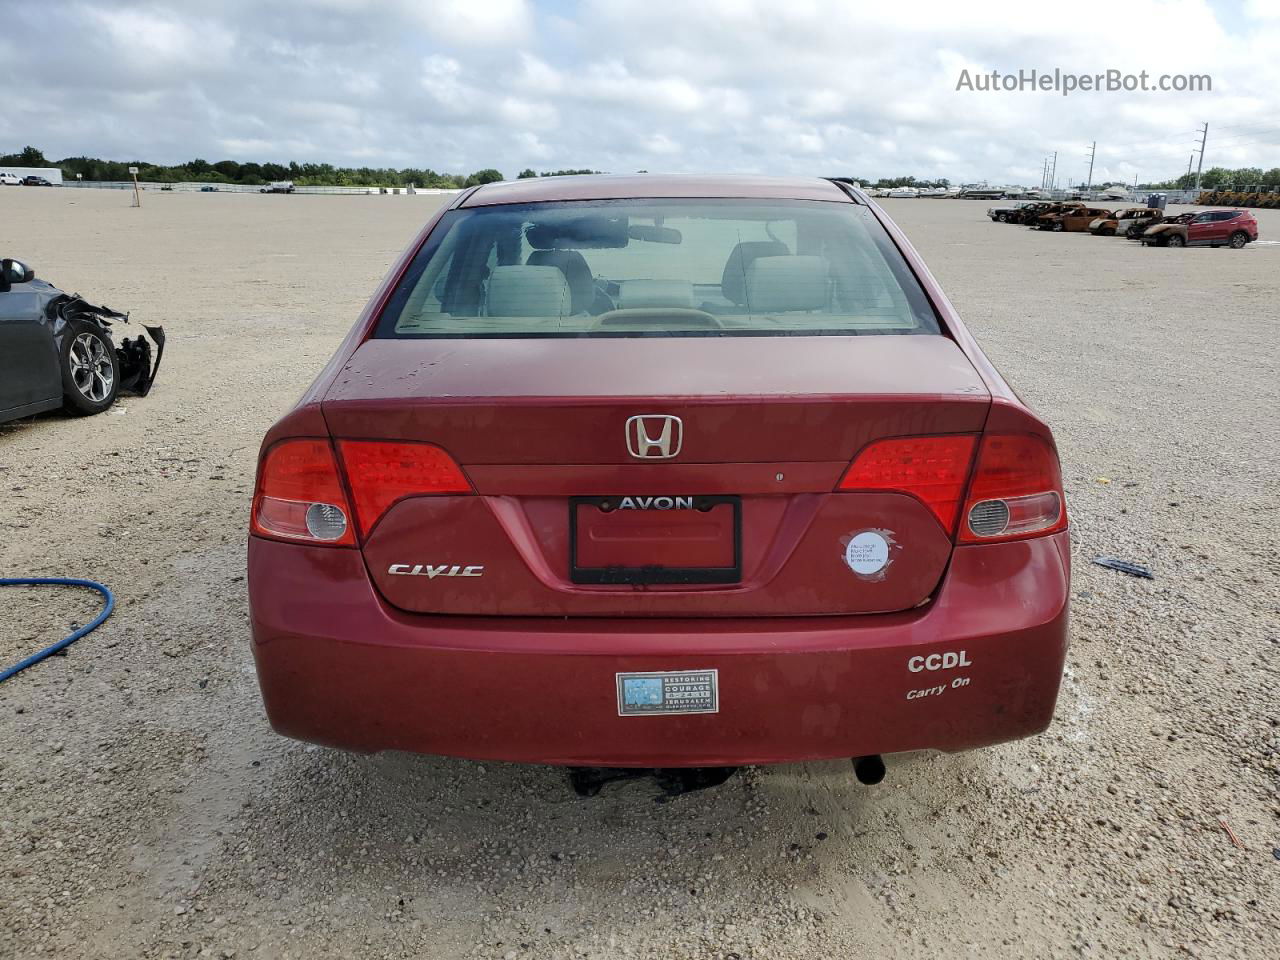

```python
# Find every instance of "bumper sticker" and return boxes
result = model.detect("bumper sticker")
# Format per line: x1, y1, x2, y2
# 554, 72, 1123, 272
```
617, 669, 719, 716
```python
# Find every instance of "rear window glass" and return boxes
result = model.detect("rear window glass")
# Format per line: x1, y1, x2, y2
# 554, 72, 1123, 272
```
376, 198, 941, 338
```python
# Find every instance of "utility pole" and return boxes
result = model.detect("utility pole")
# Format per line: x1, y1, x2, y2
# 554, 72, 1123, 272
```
1194, 122, 1208, 190
1085, 141, 1096, 192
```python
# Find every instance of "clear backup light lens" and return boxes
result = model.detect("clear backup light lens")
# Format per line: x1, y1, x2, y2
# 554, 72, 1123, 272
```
967, 498, 1010, 537
305, 502, 349, 541
967, 492, 1061, 538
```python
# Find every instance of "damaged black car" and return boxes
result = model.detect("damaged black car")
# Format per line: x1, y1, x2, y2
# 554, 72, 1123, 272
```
0, 257, 163, 425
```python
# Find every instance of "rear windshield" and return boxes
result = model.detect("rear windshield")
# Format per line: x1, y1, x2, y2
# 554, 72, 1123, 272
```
376, 198, 941, 338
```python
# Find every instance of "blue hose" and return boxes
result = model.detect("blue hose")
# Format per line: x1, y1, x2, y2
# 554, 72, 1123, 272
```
0, 578, 114, 683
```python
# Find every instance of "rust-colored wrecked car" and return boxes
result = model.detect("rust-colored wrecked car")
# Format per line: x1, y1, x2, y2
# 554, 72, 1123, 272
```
1091, 207, 1161, 236
1137, 212, 1195, 245
1123, 211, 1175, 239
1007, 201, 1056, 224
988, 200, 1050, 223
1052, 207, 1113, 232
1026, 203, 1086, 230
1136, 213, 1194, 243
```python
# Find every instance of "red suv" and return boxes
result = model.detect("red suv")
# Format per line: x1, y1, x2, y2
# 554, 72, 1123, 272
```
248, 175, 1070, 773
1144, 208, 1258, 248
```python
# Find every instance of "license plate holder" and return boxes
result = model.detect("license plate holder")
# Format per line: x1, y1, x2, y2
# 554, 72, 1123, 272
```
569, 495, 741, 585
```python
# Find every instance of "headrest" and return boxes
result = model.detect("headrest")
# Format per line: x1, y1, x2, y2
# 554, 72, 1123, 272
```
721, 240, 789, 305
617, 279, 695, 310
486, 265, 571, 317
743, 256, 829, 313
527, 249, 593, 314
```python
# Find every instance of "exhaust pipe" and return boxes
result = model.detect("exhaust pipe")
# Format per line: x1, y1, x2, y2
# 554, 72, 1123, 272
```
852, 755, 886, 785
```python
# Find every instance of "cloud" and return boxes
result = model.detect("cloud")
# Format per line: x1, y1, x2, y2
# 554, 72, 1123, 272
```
0, 0, 1276, 184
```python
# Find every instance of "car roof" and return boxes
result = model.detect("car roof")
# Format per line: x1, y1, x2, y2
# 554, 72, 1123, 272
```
459, 174, 852, 207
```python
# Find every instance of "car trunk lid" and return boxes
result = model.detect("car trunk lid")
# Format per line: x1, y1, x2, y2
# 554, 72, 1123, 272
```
323, 335, 990, 616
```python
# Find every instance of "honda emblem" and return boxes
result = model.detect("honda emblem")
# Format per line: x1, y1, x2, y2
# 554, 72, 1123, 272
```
625, 415, 683, 459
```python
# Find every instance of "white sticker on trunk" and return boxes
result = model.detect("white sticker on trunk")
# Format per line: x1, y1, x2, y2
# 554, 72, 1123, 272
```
844, 530, 890, 576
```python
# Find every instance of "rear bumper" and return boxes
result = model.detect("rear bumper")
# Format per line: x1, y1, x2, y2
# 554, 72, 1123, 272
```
248, 532, 1070, 766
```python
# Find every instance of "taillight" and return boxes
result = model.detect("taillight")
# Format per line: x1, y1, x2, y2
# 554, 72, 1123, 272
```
957, 433, 1067, 543
336, 440, 471, 537
837, 435, 978, 534
251, 439, 355, 546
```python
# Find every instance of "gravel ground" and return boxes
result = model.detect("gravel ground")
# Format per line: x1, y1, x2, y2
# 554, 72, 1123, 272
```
1, 188, 1277, 960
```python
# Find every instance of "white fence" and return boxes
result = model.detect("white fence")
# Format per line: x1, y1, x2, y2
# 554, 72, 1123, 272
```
58, 180, 459, 196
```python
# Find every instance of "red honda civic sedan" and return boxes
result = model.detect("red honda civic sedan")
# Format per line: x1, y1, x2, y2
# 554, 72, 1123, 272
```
248, 175, 1070, 773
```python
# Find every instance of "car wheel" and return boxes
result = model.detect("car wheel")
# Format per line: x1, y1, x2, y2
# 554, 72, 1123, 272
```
1053, 222, 1064, 231
1167, 234, 1186, 247
996, 213, 1007, 222
61, 323, 119, 416
1229, 231, 1249, 249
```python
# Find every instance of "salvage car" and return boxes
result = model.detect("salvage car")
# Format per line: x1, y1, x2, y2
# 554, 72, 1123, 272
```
1142, 209, 1258, 248
1056, 206, 1113, 232
248, 175, 1070, 783
1090, 208, 1160, 236
987, 200, 1038, 222
1025, 202, 1085, 229
0, 257, 163, 424
1002, 200, 1053, 224
1124, 211, 1176, 239
21, 175, 53, 187
1032, 203, 1092, 231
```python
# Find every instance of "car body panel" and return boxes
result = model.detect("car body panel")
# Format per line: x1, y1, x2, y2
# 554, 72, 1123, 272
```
0, 278, 63, 415
325, 314, 991, 618
362, 491, 959, 617
250, 530, 1070, 765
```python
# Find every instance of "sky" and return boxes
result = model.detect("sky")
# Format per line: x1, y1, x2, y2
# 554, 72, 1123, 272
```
2, 0, 1279, 185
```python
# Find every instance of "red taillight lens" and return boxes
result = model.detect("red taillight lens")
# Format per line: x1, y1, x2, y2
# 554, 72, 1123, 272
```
837, 435, 978, 534
336, 440, 472, 537
251, 439, 355, 546
957, 433, 1067, 543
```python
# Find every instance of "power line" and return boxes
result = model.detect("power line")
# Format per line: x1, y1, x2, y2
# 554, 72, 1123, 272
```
1207, 120, 1280, 134
1210, 126, 1280, 146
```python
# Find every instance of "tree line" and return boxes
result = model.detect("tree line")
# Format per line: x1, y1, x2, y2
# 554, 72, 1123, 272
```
0, 145, 603, 189
1148, 165, 1280, 191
